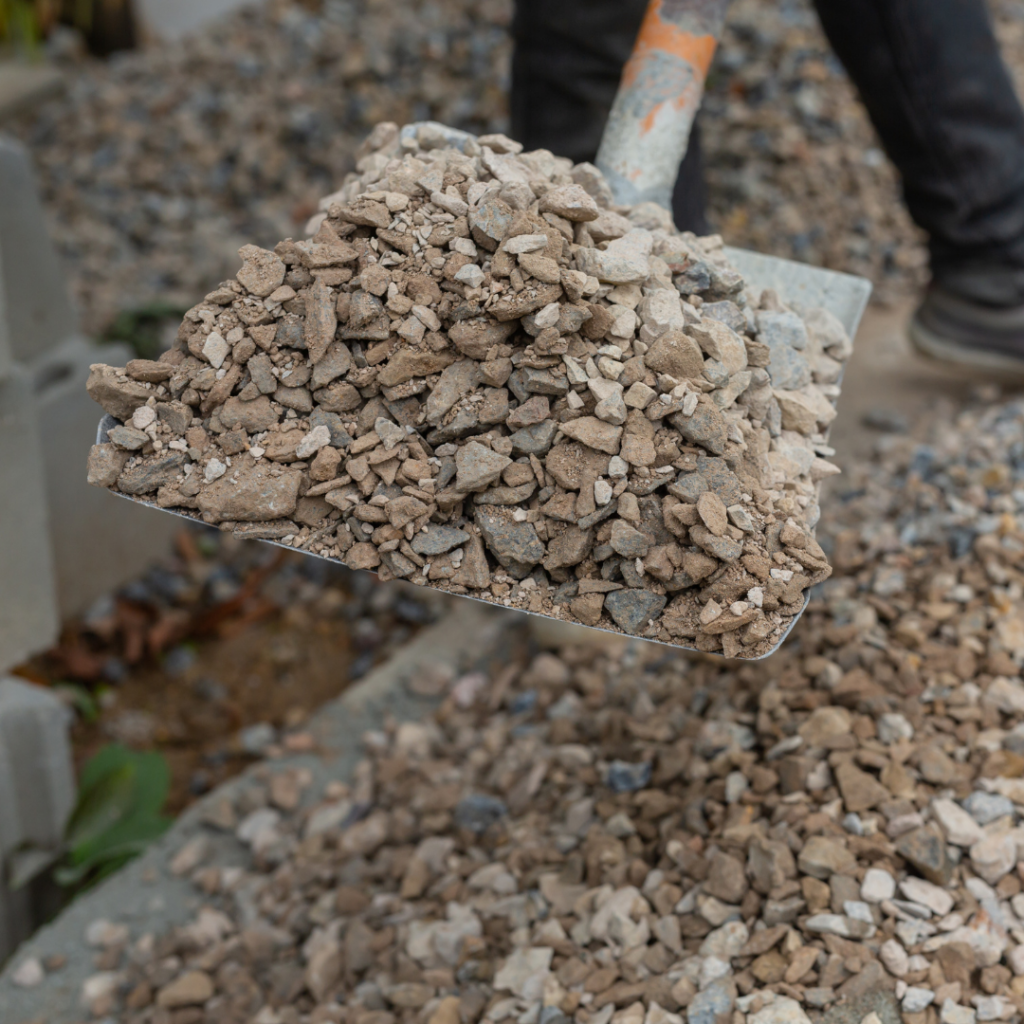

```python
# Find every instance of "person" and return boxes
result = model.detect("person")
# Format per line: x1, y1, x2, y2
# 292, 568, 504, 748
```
510, 0, 1024, 373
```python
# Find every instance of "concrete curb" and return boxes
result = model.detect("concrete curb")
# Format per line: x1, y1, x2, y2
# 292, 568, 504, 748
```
0, 601, 519, 1023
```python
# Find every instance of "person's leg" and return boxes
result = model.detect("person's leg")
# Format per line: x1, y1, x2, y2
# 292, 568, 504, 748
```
813, 0, 1024, 309
510, 0, 709, 233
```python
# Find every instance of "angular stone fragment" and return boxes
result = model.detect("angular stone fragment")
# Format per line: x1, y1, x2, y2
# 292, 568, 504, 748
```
87, 444, 129, 487
304, 277, 338, 363
378, 350, 455, 387
411, 525, 470, 557
559, 417, 622, 455
604, 590, 667, 634
87, 364, 152, 421
475, 509, 544, 577
671, 396, 728, 455
197, 461, 301, 522
456, 442, 512, 492
237, 244, 286, 297
543, 525, 593, 570
219, 396, 279, 433
577, 230, 653, 284
117, 452, 186, 495
539, 184, 599, 222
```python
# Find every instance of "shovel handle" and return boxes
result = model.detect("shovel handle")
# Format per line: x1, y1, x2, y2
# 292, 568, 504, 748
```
596, 0, 729, 211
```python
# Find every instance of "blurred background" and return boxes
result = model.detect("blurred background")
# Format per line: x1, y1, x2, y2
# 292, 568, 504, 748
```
2, 0, 1024, 968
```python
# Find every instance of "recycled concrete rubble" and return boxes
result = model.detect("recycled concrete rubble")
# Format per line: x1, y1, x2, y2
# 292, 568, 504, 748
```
85, 124, 852, 656
18, 374, 1024, 1024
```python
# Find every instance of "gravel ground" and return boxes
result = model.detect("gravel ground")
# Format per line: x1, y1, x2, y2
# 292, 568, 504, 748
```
13, 386, 1024, 1024
10, 0, 1024, 335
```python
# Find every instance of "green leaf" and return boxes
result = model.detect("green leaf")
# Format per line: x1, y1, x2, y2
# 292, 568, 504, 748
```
64, 761, 137, 853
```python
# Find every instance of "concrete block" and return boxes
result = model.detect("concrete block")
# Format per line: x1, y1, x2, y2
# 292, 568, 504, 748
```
0, 676, 74, 964
32, 337, 181, 618
0, 135, 78, 365
135, 0, 253, 40
0, 366, 58, 673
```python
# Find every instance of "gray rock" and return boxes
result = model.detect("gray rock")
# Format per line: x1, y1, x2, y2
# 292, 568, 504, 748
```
426, 360, 484, 425
895, 825, 953, 885
156, 400, 192, 434
275, 317, 306, 350
671, 396, 728, 456
411, 525, 470, 557
605, 761, 652, 793
454, 794, 507, 833
117, 452, 186, 495
510, 421, 557, 456
475, 509, 545, 578
688, 978, 735, 1024
962, 791, 1015, 826
108, 425, 149, 451
610, 520, 649, 558
456, 442, 512, 492
690, 525, 743, 563
604, 589, 667, 634
248, 351, 278, 393
309, 409, 353, 449
474, 482, 537, 506
310, 341, 353, 389
469, 196, 514, 251
757, 311, 812, 390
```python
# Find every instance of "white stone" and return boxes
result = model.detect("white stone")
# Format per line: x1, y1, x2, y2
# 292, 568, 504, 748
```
880, 938, 909, 977
81, 971, 121, 1006
454, 264, 485, 289
878, 712, 914, 743
970, 833, 1017, 884
86, 918, 130, 947
202, 331, 229, 369
594, 479, 613, 505
903, 988, 936, 1013
861, 868, 896, 903
940, 999, 976, 1024
933, 798, 985, 847
296, 425, 331, 460
608, 456, 628, 479
986, 676, 1024, 714
131, 405, 156, 430
972, 996, 1014, 1022
606, 304, 638, 340
504, 233, 548, 254
699, 921, 749, 960
566, 390, 584, 410
204, 458, 227, 483
533, 302, 561, 330
900, 876, 955, 916
748, 996, 813, 1024
12, 957, 44, 987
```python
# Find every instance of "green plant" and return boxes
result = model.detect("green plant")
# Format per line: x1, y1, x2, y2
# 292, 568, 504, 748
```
8, 744, 172, 895
0, 0, 125, 51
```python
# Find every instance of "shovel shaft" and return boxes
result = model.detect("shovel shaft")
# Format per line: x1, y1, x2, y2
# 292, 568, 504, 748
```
596, 0, 729, 211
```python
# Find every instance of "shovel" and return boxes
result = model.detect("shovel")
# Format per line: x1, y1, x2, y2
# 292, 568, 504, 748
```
98, 0, 871, 658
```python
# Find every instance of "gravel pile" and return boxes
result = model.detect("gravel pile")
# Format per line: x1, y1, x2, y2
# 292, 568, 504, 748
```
12, 0, 1024, 334
85, 123, 852, 655
18, 386, 1024, 1024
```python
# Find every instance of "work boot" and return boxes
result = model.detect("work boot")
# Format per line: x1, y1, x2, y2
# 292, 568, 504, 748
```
909, 283, 1024, 374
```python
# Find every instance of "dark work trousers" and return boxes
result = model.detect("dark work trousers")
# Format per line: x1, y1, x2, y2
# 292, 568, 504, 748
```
511, 0, 1024, 306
